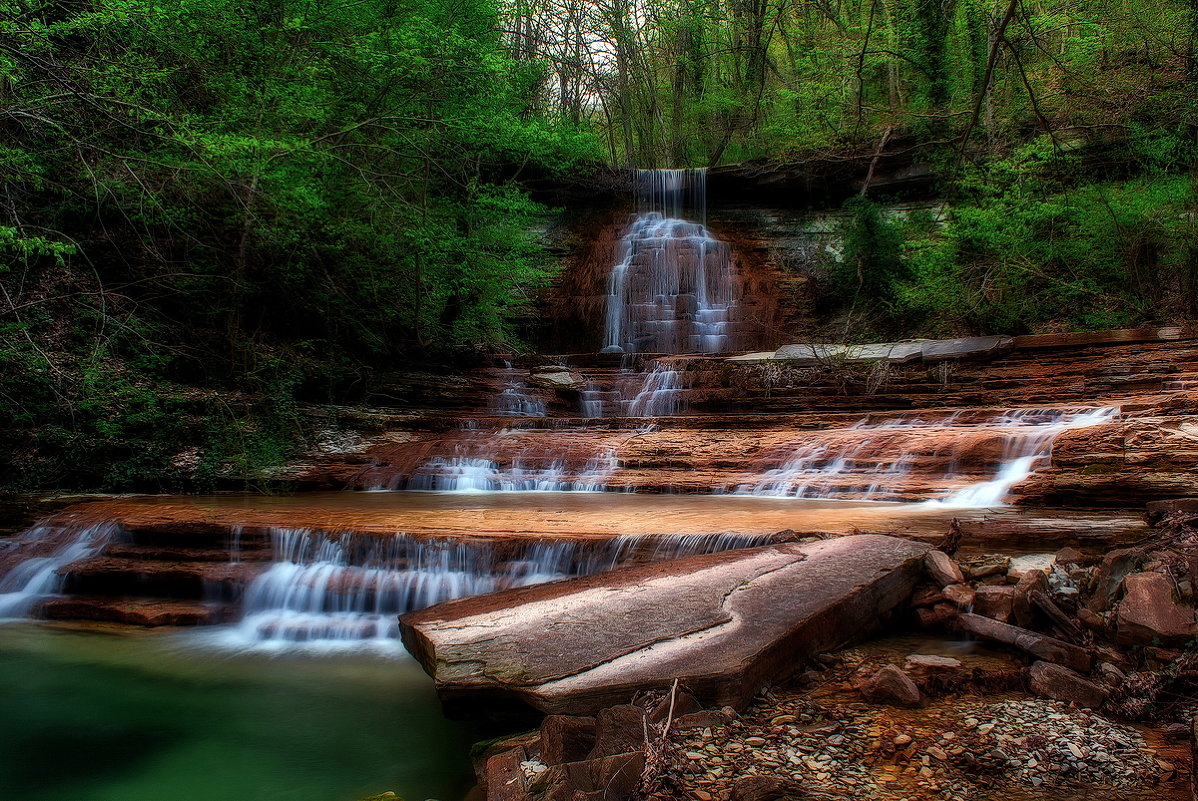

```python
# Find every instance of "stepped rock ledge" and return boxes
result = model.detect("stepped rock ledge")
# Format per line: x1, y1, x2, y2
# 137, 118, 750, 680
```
400, 534, 930, 716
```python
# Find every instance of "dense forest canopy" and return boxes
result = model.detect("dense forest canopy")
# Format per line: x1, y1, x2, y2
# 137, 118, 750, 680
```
1, 0, 1196, 490
506, 0, 1198, 166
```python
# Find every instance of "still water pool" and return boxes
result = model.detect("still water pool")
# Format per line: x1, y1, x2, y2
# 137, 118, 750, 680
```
0, 624, 480, 801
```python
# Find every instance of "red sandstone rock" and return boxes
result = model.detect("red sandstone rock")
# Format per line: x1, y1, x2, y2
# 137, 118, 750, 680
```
1028, 661, 1109, 709
942, 583, 975, 609
400, 535, 930, 716
1013, 569, 1049, 628
484, 746, 528, 801
973, 585, 1015, 622
586, 705, 646, 760
925, 551, 965, 587
540, 716, 596, 766
916, 603, 958, 628
859, 664, 923, 707
903, 654, 963, 677
1116, 572, 1196, 646
1090, 548, 1146, 612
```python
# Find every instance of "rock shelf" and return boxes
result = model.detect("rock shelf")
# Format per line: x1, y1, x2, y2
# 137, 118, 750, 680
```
401, 534, 930, 715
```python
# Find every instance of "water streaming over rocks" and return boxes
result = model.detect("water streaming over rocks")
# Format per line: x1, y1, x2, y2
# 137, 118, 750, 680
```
0, 522, 120, 618
209, 527, 785, 652
736, 406, 1119, 504
603, 169, 738, 355
0, 521, 787, 652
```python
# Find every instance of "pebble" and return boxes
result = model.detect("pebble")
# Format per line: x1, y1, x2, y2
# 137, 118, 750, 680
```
669, 675, 1169, 800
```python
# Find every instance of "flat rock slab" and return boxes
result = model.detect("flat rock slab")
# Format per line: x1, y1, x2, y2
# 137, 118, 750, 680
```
400, 534, 930, 716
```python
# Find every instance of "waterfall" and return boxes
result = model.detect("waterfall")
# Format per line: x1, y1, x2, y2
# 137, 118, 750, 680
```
602, 169, 738, 355
623, 363, 686, 417
580, 362, 688, 419
196, 528, 785, 653
738, 406, 1118, 505
934, 406, 1119, 507
393, 445, 618, 493
493, 367, 546, 418
0, 522, 120, 618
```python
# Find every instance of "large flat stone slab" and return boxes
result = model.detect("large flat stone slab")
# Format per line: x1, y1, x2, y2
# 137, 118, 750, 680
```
400, 534, 930, 716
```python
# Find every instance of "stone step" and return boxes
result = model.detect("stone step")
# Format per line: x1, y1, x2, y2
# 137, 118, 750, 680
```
400, 534, 930, 716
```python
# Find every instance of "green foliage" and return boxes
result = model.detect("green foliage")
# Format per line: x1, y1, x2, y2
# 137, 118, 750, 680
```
0, 0, 598, 490
889, 171, 1198, 335
510, 0, 1198, 165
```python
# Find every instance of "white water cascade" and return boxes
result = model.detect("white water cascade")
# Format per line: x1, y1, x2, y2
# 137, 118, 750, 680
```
493, 366, 546, 418
0, 522, 119, 619
201, 528, 785, 653
602, 169, 739, 355
737, 406, 1118, 504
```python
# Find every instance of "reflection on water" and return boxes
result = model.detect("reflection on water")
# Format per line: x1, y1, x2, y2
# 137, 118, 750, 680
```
0, 624, 478, 801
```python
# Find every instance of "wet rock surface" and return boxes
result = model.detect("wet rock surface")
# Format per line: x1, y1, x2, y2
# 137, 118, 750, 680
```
401, 535, 930, 715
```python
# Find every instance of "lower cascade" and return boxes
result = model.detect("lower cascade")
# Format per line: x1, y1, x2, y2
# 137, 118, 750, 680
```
0, 522, 118, 618
0, 521, 786, 653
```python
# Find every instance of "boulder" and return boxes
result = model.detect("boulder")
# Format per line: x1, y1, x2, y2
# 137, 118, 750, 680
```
400, 535, 930, 716
540, 716, 596, 765
973, 585, 1015, 622
1028, 661, 1109, 709
485, 746, 528, 801
911, 585, 946, 607
528, 366, 587, 392
916, 603, 958, 628
586, 705, 645, 759
904, 654, 963, 677
964, 555, 1010, 579
859, 664, 923, 707
942, 583, 975, 609
1116, 572, 1196, 646
1054, 547, 1095, 567
1012, 569, 1049, 628
647, 690, 702, 724
1007, 553, 1055, 582
1089, 548, 1145, 613
925, 551, 965, 587
957, 613, 1091, 672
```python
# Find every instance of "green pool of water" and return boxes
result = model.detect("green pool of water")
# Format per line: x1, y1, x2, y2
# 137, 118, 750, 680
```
0, 624, 480, 801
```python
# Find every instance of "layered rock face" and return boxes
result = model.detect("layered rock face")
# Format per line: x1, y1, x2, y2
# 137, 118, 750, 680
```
400, 534, 930, 715
308, 328, 1198, 508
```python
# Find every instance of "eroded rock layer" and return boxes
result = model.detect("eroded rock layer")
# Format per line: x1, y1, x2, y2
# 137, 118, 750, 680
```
400, 534, 930, 715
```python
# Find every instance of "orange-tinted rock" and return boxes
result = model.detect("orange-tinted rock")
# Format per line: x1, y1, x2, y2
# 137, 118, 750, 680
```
1028, 661, 1109, 709
973, 585, 1016, 623
1116, 572, 1196, 646
400, 535, 929, 716
858, 664, 923, 708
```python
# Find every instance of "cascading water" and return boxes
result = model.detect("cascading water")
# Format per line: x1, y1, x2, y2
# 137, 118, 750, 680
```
932, 407, 1120, 507
0, 522, 119, 618
602, 169, 738, 355
493, 365, 546, 418
195, 528, 785, 652
737, 406, 1119, 504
